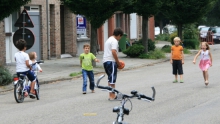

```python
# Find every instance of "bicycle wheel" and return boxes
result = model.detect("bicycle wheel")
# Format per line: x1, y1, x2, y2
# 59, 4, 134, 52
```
14, 81, 24, 103
35, 80, 40, 100
35, 88, 39, 100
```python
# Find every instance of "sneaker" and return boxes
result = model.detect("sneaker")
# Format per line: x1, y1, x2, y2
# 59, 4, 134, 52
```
91, 90, 95, 93
29, 93, 36, 99
83, 91, 86, 94
180, 80, 184, 83
173, 80, 178, 83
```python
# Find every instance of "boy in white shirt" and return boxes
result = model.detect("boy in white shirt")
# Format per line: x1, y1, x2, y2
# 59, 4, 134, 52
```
14, 39, 36, 98
103, 28, 123, 100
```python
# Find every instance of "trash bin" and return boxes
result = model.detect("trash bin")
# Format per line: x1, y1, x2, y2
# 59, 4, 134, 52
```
119, 33, 127, 52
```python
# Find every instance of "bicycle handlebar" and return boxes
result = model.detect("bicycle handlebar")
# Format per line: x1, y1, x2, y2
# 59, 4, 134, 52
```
31, 60, 44, 66
95, 74, 156, 101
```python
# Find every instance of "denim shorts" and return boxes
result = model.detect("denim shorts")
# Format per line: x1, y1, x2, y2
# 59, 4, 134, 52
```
103, 61, 117, 84
17, 70, 36, 82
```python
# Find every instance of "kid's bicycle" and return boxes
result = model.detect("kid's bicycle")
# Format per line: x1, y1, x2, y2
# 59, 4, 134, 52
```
13, 60, 43, 103
95, 75, 156, 124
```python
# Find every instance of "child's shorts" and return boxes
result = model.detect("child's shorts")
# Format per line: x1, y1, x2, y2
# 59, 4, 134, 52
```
17, 70, 36, 82
172, 60, 183, 75
103, 61, 117, 84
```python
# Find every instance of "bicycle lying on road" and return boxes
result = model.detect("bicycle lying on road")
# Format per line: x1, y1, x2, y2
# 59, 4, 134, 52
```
95, 75, 156, 124
13, 60, 43, 103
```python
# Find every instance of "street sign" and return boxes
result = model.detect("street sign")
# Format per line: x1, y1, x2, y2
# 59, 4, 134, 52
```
14, 9, 34, 27
13, 28, 35, 50
76, 15, 86, 36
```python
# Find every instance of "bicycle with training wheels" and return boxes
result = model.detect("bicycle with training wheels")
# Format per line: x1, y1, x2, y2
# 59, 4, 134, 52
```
95, 75, 156, 124
13, 60, 44, 103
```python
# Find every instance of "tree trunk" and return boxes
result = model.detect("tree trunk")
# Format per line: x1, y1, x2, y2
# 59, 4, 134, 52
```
177, 23, 183, 40
90, 26, 97, 67
142, 15, 149, 53
159, 20, 163, 35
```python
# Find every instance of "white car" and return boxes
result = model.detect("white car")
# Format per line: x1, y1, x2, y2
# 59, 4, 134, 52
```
162, 25, 177, 34
198, 25, 206, 29
155, 27, 161, 36
199, 27, 210, 38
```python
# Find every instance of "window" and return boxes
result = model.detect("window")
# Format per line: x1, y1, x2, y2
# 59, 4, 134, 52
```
24, 6, 39, 12
116, 13, 122, 28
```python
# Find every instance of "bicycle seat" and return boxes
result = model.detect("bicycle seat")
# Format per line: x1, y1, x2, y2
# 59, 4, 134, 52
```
19, 74, 26, 79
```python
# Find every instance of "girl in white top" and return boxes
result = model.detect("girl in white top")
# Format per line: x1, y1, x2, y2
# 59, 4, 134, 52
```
193, 42, 213, 86
28, 52, 42, 76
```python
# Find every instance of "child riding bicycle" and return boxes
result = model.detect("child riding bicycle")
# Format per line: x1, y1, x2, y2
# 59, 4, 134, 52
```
14, 39, 36, 98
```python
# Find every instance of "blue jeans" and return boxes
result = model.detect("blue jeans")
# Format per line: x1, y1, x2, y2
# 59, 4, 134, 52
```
82, 69, 95, 92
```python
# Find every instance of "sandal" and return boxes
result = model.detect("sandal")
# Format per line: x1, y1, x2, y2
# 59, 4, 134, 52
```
205, 80, 209, 86
173, 80, 178, 83
108, 96, 121, 101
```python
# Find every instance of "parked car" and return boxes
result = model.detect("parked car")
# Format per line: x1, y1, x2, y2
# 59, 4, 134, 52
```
198, 25, 206, 29
208, 27, 220, 44
199, 27, 210, 38
162, 25, 177, 34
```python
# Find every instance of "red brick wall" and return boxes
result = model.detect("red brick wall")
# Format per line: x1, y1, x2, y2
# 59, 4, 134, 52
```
148, 16, 155, 41
108, 15, 115, 37
0, 21, 5, 65
97, 26, 104, 51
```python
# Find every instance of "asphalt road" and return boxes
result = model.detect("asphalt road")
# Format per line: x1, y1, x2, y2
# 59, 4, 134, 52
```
1, 45, 220, 124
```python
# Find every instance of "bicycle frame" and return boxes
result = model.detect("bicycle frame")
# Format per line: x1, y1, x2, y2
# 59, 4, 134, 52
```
13, 60, 43, 102
96, 74, 156, 124
113, 97, 130, 124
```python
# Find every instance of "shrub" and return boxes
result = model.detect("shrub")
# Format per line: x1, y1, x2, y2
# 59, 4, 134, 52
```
183, 48, 191, 54
183, 39, 200, 49
133, 39, 156, 51
183, 23, 199, 39
155, 34, 170, 41
169, 31, 178, 45
0, 66, 13, 86
161, 45, 191, 54
123, 44, 145, 58
161, 45, 171, 53
139, 49, 166, 59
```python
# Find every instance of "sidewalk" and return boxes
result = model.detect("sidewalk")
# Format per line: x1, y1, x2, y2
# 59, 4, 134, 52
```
0, 41, 180, 93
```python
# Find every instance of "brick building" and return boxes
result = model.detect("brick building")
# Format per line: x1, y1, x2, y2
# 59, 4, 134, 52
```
0, 0, 155, 65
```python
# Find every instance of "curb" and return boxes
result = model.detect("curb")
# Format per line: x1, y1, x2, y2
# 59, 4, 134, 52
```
0, 58, 168, 94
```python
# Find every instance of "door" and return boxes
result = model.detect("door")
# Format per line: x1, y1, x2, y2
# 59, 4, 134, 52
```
25, 9, 41, 60
5, 12, 19, 63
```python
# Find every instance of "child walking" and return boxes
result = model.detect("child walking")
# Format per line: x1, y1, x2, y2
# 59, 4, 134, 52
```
170, 37, 184, 83
80, 44, 99, 94
193, 42, 212, 86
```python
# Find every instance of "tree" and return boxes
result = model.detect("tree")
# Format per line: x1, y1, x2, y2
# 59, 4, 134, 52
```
162, 0, 217, 39
122, 0, 163, 53
0, 0, 31, 21
198, 0, 220, 26
61, 0, 131, 59
154, 12, 169, 34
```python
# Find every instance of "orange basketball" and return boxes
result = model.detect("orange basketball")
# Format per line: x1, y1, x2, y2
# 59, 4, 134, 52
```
118, 60, 125, 69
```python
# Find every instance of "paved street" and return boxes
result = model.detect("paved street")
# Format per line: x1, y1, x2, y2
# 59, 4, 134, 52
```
1, 44, 220, 124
